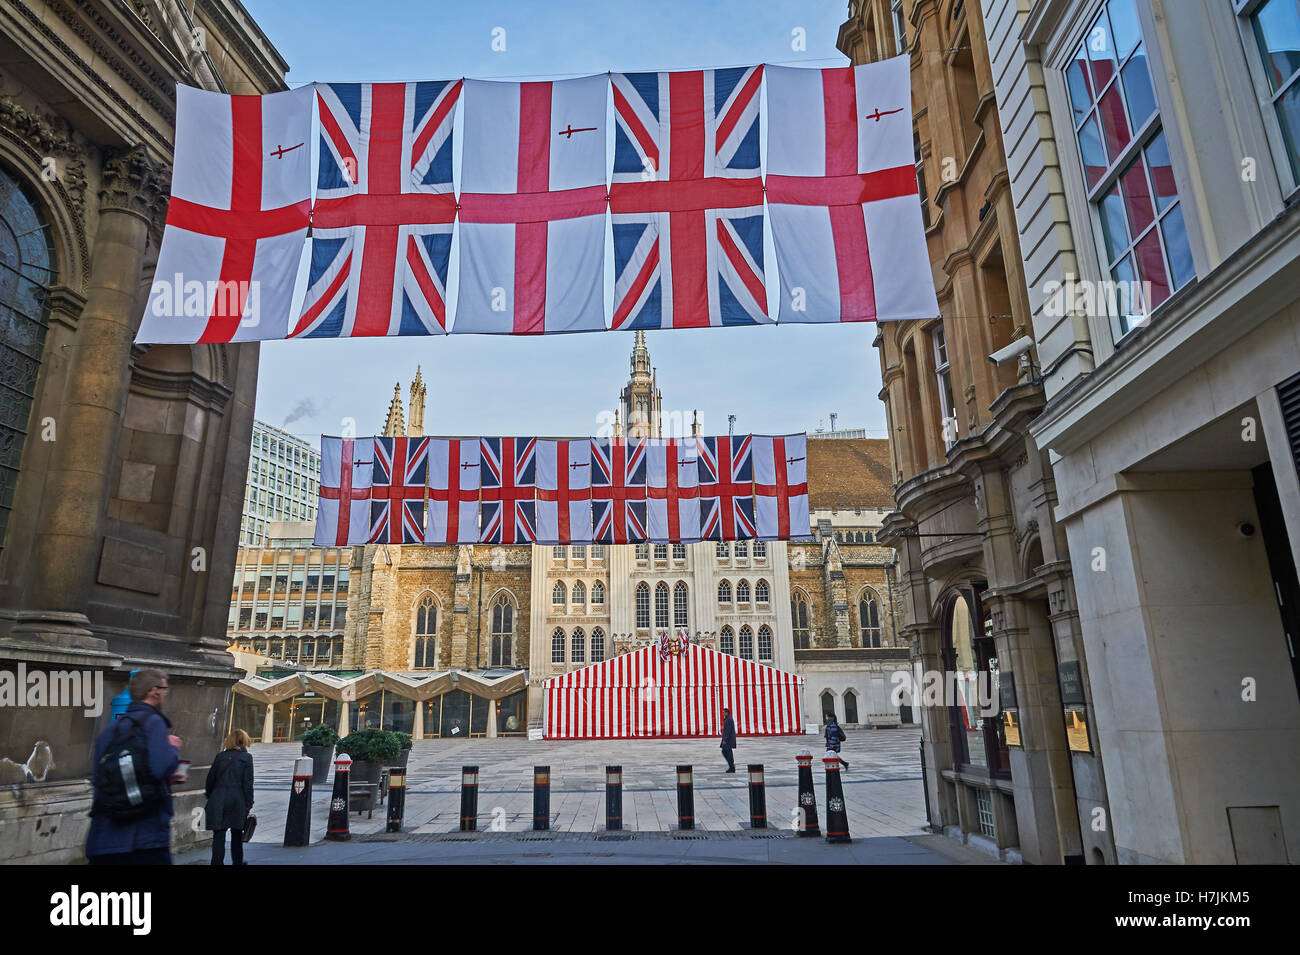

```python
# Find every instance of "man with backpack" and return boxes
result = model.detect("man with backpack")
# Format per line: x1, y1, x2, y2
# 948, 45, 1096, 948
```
86, 669, 183, 865
825, 713, 849, 770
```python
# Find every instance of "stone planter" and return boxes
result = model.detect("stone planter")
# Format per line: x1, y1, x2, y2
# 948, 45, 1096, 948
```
301, 745, 334, 785
393, 747, 411, 770
349, 759, 384, 786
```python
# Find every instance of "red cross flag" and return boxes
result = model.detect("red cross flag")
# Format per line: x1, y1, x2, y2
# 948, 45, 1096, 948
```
137, 85, 313, 343
765, 57, 938, 323
536, 439, 593, 544
315, 436, 374, 546
752, 434, 811, 541
425, 438, 481, 543
647, 437, 701, 542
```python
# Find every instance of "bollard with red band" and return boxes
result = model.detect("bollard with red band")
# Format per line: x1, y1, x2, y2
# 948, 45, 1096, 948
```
823, 751, 852, 844
676, 764, 695, 830
386, 766, 406, 833
606, 765, 623, 831
795, 749, 820, 837
325, 753, 352, 841
460, 765, 479, 832
284, 755, 313, 847
533, 766, 551, 831
748, 764, 767, 829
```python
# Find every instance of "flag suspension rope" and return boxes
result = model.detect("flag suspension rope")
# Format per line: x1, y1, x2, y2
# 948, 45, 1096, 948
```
136, 56, 937, 344
316, 433, 813, 546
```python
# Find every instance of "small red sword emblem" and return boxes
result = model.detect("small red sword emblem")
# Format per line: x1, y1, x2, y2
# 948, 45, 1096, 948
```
864, 107, 904, 123
270, 142, 305, 158
557, 124, 598, 139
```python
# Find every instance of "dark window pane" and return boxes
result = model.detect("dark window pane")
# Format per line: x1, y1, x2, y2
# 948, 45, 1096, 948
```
1133, 228, 1171, 309
1145, 131, 1178, 211
1121, 46, 1157, 130
1086, 11, 1119, 91
1067, 47, 1095, 122
1275, 78, 1300, 183
1099, 184, 1131, 263
1121, 159, 1155, 237
1107, 0, 1142, 61
1078, 113, 1109, 188
1253, 0, 1300, 94
1160, 203, 1196, 289
1098, 83, 1132, 158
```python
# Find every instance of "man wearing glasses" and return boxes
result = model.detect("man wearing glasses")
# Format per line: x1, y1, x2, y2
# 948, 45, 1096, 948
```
86, 668, 184, 865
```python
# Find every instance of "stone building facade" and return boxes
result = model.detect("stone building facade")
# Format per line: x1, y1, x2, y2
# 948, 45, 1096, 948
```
0, 1, 291, 862
839, 0, 1103, 865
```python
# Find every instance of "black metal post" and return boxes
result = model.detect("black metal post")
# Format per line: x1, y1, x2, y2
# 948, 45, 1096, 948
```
386, 766, 406, 833
919, 738, 935, 830
606, 765, 623, 830
795, 749, 819, 837
325, 754, 351, 841
747, 764, 767, 829
533, 766, 550, 831
824, 754, 851, 843
284, 755, 313, 847
460, 765, 479, 832
676, 764, 694, 830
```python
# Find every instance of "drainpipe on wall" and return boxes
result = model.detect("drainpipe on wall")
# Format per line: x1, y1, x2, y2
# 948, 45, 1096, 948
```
885, 552, 899, 643
474, 560, 484, 669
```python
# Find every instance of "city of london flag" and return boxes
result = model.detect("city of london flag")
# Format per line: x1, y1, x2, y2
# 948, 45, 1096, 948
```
752, 434, 811, 540
454, 75, 608, 334
138, 85, 313, 344
315, 436, 374, 546
646, 437, 701, 542
425, 438, 480, 544
536, 439, 594, 544
765, 58, 938, 323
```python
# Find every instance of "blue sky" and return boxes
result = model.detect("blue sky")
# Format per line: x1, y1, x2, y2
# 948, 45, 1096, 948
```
242, 0, 887, 442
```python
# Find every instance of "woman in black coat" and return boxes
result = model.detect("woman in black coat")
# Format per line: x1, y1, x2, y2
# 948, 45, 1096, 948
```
205, 729, 254, 865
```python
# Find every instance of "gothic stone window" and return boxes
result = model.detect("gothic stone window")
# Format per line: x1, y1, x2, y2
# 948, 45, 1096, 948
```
572, 580, 586, 606
739, 625, 754, 660
552, 580, 566, 607
635, 582, 650, 629
755, 579, 769, 604
0, 165, 55, 555
844, 690, 859, 724
673, 581, 689, 628
758, 625, 773, 662
716, 542, 729, 559
736, 579, 750, 604
653, 543, 668, 562
591, 627, 606, 662
718, 579, 732, 603
491, 595, 514, 667
792, 592, 811, 649
672, 543, 686, 561
570, 627, 586, 664
591, 580, 605, 605
753, 541, 766, 559
655, 581, 670, 629
551, 627, 565, 665
720, 626, 735, 655
859, 589, 882, 648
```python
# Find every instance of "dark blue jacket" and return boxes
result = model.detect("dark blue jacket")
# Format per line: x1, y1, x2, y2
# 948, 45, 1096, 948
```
825, 721, 846, 752
721, 715, 737, 749
86, 701, 178, 857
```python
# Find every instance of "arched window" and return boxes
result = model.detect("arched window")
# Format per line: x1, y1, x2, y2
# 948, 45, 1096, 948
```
490, 594, 514, 666
551, 628, 566, 664
635, 583, 650, 629
571, 628, 586, 664
716, 542, 729, 559
572, 580, 586, 606
0, 166, 55, 555
414, 593, 438, 668
739, 625, 754, 659
735, 541, 748, 558
720, 626, 735, 655
755, 579, 769, 604
653, 543, 668, 561
552, 581, 566, 606
859, 589, 882, 648
736, 579, 751, 603
821, 691, 837, 723
758, 625, 773, 661
655, 582, 670, 628
673, 582, 689, 628
718, 579, 732, 603
591, 628, 606, 662
792, 592, 811, 649
591, 581, 605, 605
753, 541, 767, 558
844, 690, 859, 724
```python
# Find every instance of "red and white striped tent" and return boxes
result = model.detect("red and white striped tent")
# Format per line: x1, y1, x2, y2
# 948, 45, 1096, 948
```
543, 642, 805, 739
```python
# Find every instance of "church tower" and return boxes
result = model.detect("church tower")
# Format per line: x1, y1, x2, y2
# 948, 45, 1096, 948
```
619, 331, 662, 439
408, 366, 426, 436
382, 382, 405, 437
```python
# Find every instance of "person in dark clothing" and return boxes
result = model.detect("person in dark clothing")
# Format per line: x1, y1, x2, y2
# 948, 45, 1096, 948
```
720, 707, 737, 773
205, 729, 255, 865
86, 668, 182, 865
825, 714, 849, 770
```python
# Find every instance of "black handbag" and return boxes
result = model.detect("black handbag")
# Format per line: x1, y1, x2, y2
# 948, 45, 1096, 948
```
242, 811, 257, 841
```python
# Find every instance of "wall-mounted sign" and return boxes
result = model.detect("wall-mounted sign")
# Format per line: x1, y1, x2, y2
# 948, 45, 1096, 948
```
999, 671, 1017, 711
1058, 661, 1085, 706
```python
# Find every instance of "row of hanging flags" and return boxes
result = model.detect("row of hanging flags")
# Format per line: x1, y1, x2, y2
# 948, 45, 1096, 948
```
315, 433, 811, 546
136, 56, 937, 344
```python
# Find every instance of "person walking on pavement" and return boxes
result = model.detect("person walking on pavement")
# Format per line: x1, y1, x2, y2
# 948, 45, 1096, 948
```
825, 713, 850, 770
86, 669, 183, 865
720, 707, 737, 773
205, 729, 255, 865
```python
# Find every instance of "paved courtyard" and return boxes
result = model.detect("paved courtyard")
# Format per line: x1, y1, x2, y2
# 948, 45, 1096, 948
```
173, 728, 997, 863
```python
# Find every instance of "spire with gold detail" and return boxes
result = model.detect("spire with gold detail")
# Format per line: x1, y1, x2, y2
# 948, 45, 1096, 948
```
382, 382, 405, 437
619, 330, 662, 439
408, 366, 426, 436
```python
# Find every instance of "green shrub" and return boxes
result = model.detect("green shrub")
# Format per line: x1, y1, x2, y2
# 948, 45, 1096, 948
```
393, 731, 412, 751
337, 728, 401, 764
301, 725, 338, 748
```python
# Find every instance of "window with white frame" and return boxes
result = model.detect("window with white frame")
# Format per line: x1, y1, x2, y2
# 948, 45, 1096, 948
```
591, 581, 605, 605
933, 325, 957, 447
655, 582, 670, 628
591, 628, 606, 662
635, 582, 650, 629
721, 626, 735, 655
572, 580, 586, 607
552, 581, 566, 607
892, 0, 907, 54
674, 581, 689, 628
571, 628, 586, 664
635, 543, 649, 561
718, 579, 732, 603
753, 541, 766, 559
735, 541, 748, 558
716, 542, 729, 559
758, 625, 773, 661
551, 628, 565, 664
1244, 0, 1300, 188
572, 544, 587, 559
592, 544, 606, 559
755, 579, 769, 604
552, 545, 566, 560
653, 543, 668, 562
739, 625, 754, 660
736, 579, 751, 604
1064, 0, 1194, 339
672, 543, 686, 561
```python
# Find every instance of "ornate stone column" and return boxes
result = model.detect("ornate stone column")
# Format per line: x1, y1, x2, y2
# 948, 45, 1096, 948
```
22, 146, 166, 643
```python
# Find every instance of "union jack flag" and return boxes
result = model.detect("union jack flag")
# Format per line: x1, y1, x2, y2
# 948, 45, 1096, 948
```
608, 68, 769, 330
370, 436, 429, 544
480, 437, 538, 544
292, 81, 461, 339
697, 434, 756, 540
591, 437, 648, 544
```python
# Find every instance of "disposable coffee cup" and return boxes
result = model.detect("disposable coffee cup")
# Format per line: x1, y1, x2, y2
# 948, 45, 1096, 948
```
175, 759, 191, 783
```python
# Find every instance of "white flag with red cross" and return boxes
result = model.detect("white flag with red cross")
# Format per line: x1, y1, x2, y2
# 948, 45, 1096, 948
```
425, 438, 481, 544
314, 436, 374, 546
137, 84, 314, 344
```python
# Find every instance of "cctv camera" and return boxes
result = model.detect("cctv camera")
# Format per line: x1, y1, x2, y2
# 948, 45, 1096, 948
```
988, 336, 1035, 367
1237, 522, 1256, 538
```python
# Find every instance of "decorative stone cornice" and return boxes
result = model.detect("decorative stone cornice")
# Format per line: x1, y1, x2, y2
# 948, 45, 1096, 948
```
99, 145, 169, 231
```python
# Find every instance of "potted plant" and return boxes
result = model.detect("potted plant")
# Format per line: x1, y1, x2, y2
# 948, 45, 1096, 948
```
392, 731, 412, 770
300, 725, 338, 785
337, 729, 401, 786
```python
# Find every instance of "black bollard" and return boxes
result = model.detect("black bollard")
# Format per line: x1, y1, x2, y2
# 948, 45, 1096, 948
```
676, 764, 695, 830
606, 765, 623, 830
795, 749, 820, 837
459, 765, 479, 831
747, 764, 767, 829
284, 755, 313, 847
533, 766, 551, 831
823, 753, 851, 844
386, 766, 406, 833
325, 754, 352, 841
